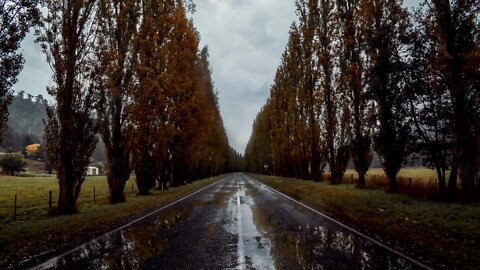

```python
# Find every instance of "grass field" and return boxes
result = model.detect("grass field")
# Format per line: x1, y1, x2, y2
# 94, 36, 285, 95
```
0, 174, 229, 267
335, 167, 456, 198
248, 173, 480, 270
0, 175, 139, 224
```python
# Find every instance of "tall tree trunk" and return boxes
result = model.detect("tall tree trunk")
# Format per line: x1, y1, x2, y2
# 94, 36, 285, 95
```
135, 146, 155, 195
109, 177, 126, 203
431, 0, 478, 202
106, 102, 130, 203
358, 171, 366, 188
107, 158, 128, 203
107, 168, 128, 203
447, 164, 458, 200
57, 181, 77, 214
387, 172, 398, 193
435, 166, 446, 197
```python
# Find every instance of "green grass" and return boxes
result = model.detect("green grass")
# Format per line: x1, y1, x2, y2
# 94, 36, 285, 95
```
248, 173, 480, 270
0, 176, 117, 224
0, 175, 140, 224
0, 174, 228, 267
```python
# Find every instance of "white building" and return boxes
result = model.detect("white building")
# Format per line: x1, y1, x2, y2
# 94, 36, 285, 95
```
87, 166, 99, 176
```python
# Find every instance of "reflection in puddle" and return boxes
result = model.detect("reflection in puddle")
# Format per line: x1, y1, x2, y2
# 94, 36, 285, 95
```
30, 174, 427, 270
225, 178, 275, 269
246, 182, 421, 270
35, 208, 191, 270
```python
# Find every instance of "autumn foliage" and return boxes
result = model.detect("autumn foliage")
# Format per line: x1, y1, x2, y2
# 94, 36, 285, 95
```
246, 0, 480, 200
25, 143, 40, 157
33, 0, 239, 213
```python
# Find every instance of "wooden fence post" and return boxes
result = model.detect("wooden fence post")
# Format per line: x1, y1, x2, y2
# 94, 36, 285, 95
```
93, 186, 96, 202
49, 191, 52, 209
13, 194, 17, 217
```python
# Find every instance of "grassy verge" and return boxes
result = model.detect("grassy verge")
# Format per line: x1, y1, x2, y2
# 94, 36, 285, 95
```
340, 167, 456, 198
248, 173, 480, 270
0, 174, 228, 268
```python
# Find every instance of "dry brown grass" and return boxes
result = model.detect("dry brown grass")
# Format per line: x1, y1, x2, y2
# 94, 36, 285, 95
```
329, 167, 457, 198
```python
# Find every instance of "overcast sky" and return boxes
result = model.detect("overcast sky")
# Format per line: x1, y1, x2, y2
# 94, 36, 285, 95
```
15, 0, 420, 154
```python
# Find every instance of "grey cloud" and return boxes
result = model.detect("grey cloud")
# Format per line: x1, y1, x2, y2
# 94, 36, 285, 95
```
14, 33, 52, 97
193, 0, 296, 152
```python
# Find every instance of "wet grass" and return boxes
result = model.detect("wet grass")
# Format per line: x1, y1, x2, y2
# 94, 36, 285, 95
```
0, 174, 229, 267
0, 175, 136, 224
248, 173, 480, 270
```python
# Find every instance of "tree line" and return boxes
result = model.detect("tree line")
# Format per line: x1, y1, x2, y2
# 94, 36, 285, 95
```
1, 0, 240, 214
245, 0, 479, 201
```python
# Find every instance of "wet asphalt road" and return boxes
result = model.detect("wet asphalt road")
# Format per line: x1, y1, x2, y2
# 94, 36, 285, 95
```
33, 173, 427, 270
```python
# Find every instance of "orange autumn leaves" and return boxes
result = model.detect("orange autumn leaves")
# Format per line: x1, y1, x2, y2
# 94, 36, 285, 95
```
25, 143, 40, 157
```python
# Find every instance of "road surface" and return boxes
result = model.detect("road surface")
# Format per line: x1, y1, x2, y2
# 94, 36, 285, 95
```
32, 173, 428, 269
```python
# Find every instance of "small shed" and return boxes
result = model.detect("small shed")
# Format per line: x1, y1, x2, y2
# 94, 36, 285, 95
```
87, 166, 99, 176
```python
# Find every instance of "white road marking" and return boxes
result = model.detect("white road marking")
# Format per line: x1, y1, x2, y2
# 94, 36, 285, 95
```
236, 176, 246, 269
30, 175, 230, 270
242, 174, 434, 270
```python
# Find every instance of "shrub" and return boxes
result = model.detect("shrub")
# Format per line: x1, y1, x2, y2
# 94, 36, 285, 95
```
0, 153, 27, 176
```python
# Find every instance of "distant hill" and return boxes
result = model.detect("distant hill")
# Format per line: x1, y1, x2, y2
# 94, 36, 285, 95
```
1, 92, 105, 162
1, 92, 48, 152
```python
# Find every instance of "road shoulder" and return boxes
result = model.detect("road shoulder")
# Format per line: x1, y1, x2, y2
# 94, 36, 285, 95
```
0, 174, 229, 269
247, 173, 480, 270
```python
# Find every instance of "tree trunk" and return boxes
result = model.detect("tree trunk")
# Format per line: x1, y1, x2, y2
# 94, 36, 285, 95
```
108, 174, 126, 203
435, 166, 446, 197
328, 146, 337, 184
106, 142, 130, 203
387, 173, 397, 193
460, 168, 475, 202
447, 164, 457, 200
57, 182, 77, 214
357, 171, 366, 188
135, 147, 156, 195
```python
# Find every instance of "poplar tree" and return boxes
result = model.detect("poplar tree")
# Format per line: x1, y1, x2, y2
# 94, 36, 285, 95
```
425, 0, 480, 200
337, 0, 372, 187
190, 46, 231, 180
315, 0, 350, 184
95, 0, 139, 203
166, 4, 201, 187
130, 0, 175, 195
245, 105, 273, 174
406, 5, 456, 198
360, 0, 412, 192
37, 0, 99, 214
296, 0, 323, 181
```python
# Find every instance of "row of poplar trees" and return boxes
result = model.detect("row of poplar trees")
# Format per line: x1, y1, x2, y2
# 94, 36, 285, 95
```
20, 0, 238, 214
245, 0, 480, 201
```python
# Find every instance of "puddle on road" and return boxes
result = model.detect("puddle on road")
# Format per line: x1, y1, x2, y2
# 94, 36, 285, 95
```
225, 178, 275, 269
28, 175, 426, 270
242, 176, 422, 270
31, 179, 238, 270
34, 207, 192, 270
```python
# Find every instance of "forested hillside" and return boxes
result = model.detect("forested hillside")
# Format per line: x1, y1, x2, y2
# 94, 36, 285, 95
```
1, 93, 47, 152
